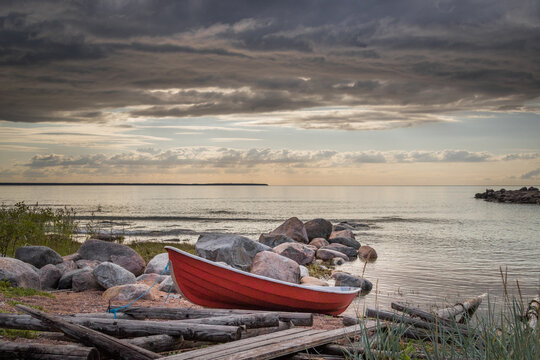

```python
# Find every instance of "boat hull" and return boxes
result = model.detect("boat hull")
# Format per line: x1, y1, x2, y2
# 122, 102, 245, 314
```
165, 246, 360, 315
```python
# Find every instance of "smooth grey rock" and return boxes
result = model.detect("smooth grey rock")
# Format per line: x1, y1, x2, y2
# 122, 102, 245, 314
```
15, 246, 63, 269
103, 284, 155, 302
158, 276, 178, 293
72, 270, 102, 292
358, 246, 378, 261
304, 218, 333, 240
258, 234, 295, 248
39, 264, 62, 290
332, 272, 373, 295
299, 265, 309, 278
328, 236, 361, 250
196, 233, 270, 271
0, 257, 40, 289
321, 243, 358, 259
58, 268, 89, 289
266, 217, 309, 244
273, 242, 315, 266
315, 248, 349, 261
250, 251, 300, 284
92, 262, 136, 289
144, 253, 170, 275
78, 239, 146, 276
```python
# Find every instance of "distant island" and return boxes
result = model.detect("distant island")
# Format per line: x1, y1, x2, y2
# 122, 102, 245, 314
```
475, 186, 539, 204
0, 182, 268, 186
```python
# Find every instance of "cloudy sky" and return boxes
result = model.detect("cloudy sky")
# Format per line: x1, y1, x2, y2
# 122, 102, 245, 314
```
1, 0, 539, 185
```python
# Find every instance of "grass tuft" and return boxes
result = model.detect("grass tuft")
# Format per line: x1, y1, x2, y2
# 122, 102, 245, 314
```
0, 280, 55, 299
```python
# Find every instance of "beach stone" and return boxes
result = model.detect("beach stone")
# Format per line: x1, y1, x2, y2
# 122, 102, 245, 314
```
72, 270, 102, 292
78, 238, 146, 276
58, 268, 89, 289
39, 264, 62, 290
158, 276, 178, 293
330, 229, 355, 240
328, 237, 361, 250
321, 243, 358, 259
304, 218, 333, 240
332, 258, 345, 266
137, 273, 167, 286
273, 242, 315, 266
55, 260, 78, 275
299, 265, 309, 278
316, 248, 349, 261
332, 272, 373, 295
250, 251, 300, 284
358, 246, 378, 261
102, 284, 156, 302
93, 262, 136, 289
267, 217, 309, 244
0, 257, 40, 289
76, 259, 100, 270
309, 238, 329, 249
301, 276, 329, 287
258, 234, 295, 248
62, 253, 81, 262
196, 233, 271, 271
144, 253, 171, 275
15, 246, 63, 269
306, 245, 318, 252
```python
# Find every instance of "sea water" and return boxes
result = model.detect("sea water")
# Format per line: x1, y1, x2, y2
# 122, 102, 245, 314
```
1, 185, 538, 314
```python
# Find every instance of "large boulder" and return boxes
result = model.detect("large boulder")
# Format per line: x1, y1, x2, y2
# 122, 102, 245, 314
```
72, 270, 102, 292
0, 257, 40, 289
196, 233, 270, 271
304, 218, 333, 240
102, 284, 156, 302
39, 264, 62, 290
328, 237, 361, 250
266, 217, 309, 244
332, 272, 373, 295
92, 262, 136, 289
15, 246, 63, 269
316, 248, 349, 261
78, 239, 146, 276
258, 234, 295, 248
321, 243, 358, 259
250, 251, 300, 284
330, 229, 355, 240
358, 246, 378, 262
309, 238, 329, 249
144, 253, 170, 275
58, 268, 89, 289
273, 243, 315, 266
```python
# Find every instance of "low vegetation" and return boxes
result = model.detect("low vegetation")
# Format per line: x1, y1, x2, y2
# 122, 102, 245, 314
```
307, 261, 334, 279
0, 202, 78, 257
0, 280, 54, 299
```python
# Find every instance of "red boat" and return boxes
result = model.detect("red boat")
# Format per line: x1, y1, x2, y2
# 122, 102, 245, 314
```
165, 246, 360, 315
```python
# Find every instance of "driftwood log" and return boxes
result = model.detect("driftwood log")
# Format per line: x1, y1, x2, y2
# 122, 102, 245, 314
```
526, 295, 540, 330
0, 314, 241, 342
0, 341, 99, 360
15, 305, 160, 360
240, 320, 291, 339
126, 334, 184, 353
121, 307, 313, 326
435, 293, 487, 322
180, 312, 280, 329
391, 302, 468, 331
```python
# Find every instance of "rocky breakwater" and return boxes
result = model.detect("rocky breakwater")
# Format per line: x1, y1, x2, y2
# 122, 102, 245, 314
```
475, 187, 540, 204
195, 216, 376, 295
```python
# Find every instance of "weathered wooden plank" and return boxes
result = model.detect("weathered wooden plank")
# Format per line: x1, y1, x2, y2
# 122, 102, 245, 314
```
180, 313, 280, 329
15, 305, 160, 360
0, 341, 99, 360
0, 314, 240, 342
161, 328, 317, 360
240, 320, 291, 339
122, 307, 313, 326
126, 334, 184, 353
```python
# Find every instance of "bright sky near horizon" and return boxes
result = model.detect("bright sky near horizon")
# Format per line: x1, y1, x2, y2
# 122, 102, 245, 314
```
0, 1, 539, 185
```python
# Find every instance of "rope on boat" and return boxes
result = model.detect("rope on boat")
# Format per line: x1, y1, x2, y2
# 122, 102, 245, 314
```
107, 262, 170, 319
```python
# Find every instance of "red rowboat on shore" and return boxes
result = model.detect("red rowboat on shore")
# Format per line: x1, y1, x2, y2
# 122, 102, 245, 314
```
165, 246, 360, 315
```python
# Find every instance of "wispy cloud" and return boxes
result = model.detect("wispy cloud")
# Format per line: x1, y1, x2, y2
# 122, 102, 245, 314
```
521, 168, 540, 180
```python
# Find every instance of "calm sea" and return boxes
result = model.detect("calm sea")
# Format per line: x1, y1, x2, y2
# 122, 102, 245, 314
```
1, 185, 539, 315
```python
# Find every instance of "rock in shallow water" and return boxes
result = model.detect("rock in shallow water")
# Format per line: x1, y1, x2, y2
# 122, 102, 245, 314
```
328, 236, 361, 250
321, 243, 358, 259
358, 245, 378, 261
316, 248, 349, 261
332, 272, 372, 295
258, 234, 295, 248
266, 217, 309, 244
304, 218, 333, 240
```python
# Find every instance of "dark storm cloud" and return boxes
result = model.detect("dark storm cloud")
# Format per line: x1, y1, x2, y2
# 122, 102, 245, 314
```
0, 0, 539, 126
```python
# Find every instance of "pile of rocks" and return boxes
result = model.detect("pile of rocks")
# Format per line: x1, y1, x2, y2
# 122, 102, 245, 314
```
0, 239, 176, 302
475, 187, 540, 204
195, 217, 376, 295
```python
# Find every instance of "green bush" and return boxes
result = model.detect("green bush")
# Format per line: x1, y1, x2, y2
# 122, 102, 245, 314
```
0, 202, 78, 257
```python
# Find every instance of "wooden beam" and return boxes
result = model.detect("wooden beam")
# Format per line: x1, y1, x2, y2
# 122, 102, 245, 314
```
0, 341, 99, 360
14, 305, 160, 360
126, 335, 184, 353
